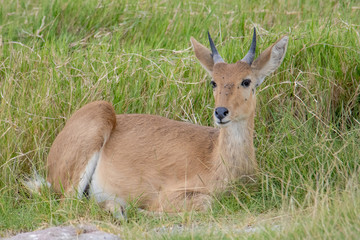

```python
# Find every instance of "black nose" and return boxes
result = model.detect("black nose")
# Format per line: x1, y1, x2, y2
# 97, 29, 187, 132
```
215, 107, 229, 121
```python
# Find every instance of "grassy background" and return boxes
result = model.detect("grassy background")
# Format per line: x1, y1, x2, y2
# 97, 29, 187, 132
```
0, 0, 359, 238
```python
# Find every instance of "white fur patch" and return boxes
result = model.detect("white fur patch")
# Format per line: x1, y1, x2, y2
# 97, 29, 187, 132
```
226, 121, 248, 145
77, 152, 100, 198
23, 171, 51, 194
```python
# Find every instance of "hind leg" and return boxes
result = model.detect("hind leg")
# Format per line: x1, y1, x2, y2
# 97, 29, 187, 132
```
89, 162, 127, 219
47, 101, 116, 196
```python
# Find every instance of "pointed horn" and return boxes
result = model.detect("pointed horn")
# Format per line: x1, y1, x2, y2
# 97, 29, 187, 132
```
208, 32, 224, 64
242, 28, 256, 65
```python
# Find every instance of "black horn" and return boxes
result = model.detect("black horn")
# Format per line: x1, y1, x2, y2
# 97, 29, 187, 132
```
241, 28, 256, 65
208, 32, 224, 64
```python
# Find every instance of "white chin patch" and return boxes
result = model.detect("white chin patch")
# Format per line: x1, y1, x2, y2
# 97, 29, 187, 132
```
215, 120, 231, 127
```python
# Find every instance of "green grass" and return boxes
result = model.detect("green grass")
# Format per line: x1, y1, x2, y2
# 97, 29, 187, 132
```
1, 0, 359, 238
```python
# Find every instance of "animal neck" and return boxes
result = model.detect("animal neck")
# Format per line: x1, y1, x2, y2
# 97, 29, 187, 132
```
213, 113, 257, 186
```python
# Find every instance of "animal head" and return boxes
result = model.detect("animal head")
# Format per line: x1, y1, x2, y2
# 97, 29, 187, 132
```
191, 29, 288, 127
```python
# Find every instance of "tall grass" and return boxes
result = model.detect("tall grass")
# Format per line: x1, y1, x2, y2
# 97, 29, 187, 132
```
0, 0, 359, 238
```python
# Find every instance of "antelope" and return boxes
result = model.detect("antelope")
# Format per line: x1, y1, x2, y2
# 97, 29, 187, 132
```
46, 29, 288, 218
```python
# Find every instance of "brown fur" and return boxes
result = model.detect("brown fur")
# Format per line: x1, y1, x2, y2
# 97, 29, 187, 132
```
47, 101, 116, 193
47, 33, 288, 214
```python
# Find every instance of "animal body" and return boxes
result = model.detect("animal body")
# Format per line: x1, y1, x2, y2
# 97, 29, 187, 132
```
46, 29, 288, 217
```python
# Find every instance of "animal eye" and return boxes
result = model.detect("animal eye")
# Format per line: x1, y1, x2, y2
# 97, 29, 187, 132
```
210, 81, 217, 89
241, 79, 251, 88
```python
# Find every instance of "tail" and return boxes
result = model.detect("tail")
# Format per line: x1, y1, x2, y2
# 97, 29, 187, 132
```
46, 101, 116, 197
22, 170, 51, 194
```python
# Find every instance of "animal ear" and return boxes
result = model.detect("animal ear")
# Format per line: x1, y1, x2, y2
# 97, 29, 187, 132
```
190, 37, 214, 74
251, 36, 289, 87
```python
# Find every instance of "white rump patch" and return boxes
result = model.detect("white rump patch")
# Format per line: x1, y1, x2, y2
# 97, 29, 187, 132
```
77, 152, 100, 198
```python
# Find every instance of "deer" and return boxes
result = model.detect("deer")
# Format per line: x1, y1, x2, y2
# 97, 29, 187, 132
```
46, 29, 288, 218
